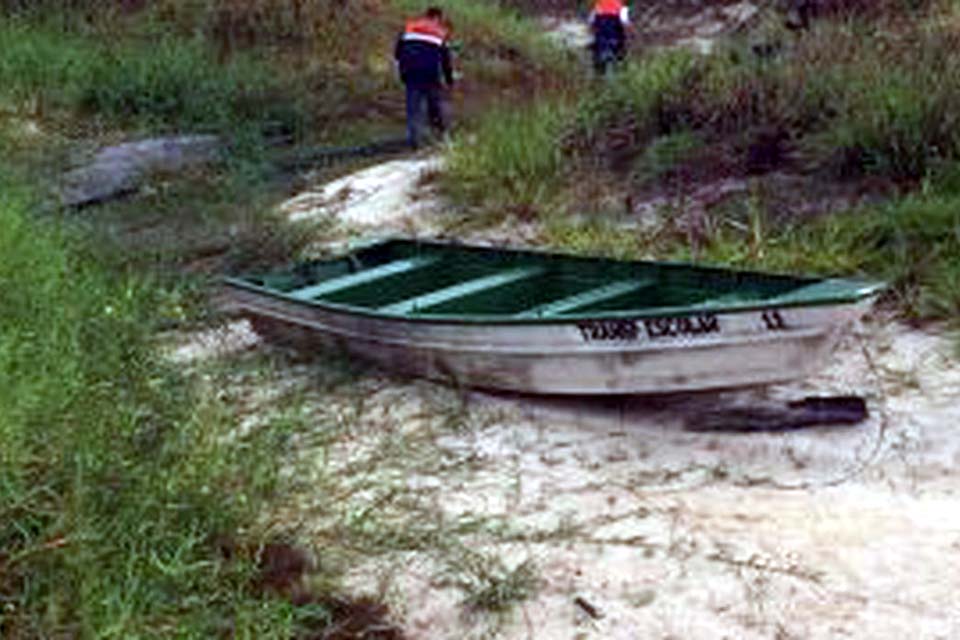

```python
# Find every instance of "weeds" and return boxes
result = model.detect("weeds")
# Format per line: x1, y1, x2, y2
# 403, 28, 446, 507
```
542, 214, 645, 259
442, 550, 539, 614
679, 182, 960, 323
444, 100, 574, 219
0, 19, 299, 135
631, 130, 705, 185
0, 174, 301, 637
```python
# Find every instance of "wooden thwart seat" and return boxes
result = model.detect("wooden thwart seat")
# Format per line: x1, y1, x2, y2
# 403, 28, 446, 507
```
288, 256, 438, 301
380, 266, 544, 315
515, 279, 652, 318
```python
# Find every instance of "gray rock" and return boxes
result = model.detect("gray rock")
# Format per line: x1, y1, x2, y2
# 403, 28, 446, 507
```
60, 134, 222, 207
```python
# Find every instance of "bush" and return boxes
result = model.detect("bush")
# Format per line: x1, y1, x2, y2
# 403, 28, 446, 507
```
804, 32, 960, 179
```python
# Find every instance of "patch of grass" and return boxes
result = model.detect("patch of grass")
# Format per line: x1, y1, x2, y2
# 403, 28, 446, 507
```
444, 100, 574, 220
678, 180, 960, 322
0, 173, 306, 637
441, 549, 539, 615
453, 1, 960, 192
441, 50, 699, 221
573, 50, 699, 150
542, 214, 645, 259
631, 130, 705, 184
0, 18, 300, 134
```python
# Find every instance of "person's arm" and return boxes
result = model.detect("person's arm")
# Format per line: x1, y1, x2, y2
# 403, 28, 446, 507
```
621, 7, 636, 37
440, 44, 454, 86
394, 32, 406, 80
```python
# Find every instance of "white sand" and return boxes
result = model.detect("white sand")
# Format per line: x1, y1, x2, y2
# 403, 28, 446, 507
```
281, 155, 444, 229
163, 315, 957, 639
316, 319, 960, 639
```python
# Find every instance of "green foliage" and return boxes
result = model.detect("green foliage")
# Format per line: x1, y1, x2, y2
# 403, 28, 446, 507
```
632, 130, 704, 184
0, 19, 300, 132
444, 101, 573, 213
807, 58, 960, 179
844, 192, 960, 318
442, 549, 538, 614
0, 175, 292, 638
687, 183, 960, 322
575, 50, 698, 145
543, 214, 645, 259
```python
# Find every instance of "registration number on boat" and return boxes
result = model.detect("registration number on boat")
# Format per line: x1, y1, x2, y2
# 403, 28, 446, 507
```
576, 314, 720, 342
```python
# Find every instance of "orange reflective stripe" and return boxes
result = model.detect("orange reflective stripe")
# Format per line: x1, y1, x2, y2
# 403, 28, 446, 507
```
593, 0, 623, 16
404, 17, 448, 41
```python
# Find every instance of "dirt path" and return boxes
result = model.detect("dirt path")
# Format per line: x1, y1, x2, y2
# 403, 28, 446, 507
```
280, 154, 446, 232
280, 2, 773, 237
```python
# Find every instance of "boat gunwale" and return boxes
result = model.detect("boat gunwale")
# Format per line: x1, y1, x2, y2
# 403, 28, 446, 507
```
222, 277, 884, 326
222, 238, 885, 325
222, 237, 887, 326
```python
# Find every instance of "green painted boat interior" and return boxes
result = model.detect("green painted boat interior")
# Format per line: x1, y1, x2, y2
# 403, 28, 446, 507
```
230, 239, 883, 320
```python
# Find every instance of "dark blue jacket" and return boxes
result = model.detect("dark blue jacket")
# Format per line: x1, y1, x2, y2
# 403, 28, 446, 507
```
592, 14, 626, 46
395, 19, 454, 87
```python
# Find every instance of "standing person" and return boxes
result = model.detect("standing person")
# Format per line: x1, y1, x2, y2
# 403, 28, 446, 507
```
395, 7, 455, 150
589, 0, 631, 75
785, 0, 815, 31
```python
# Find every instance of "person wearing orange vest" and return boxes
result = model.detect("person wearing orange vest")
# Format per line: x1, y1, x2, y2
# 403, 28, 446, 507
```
588, 0, 631, 75
394, 7, 454, 149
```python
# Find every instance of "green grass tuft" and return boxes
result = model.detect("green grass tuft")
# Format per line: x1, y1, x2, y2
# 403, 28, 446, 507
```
444, 100, 574, 217
0, 172, 295, 638
0, 18, 301, 133
684, 181, 960, 322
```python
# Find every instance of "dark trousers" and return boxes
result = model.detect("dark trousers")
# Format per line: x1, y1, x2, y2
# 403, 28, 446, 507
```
593, 36, 626, 75
405, 82, 445, 149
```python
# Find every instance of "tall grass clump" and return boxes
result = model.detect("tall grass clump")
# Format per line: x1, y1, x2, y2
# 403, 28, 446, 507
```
573, 50, 698, 149
818, 191, 960, 319
0, 18, 301, 133
803, 31, 960, 179
0, 175, 293, 637
686, 181, 960, 321
445, 101, 573, 213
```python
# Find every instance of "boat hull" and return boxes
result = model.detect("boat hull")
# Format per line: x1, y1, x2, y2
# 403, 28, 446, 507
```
223, 286, 870, 395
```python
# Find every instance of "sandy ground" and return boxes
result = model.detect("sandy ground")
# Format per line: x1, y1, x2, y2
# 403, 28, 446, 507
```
170, 311, 960, 640
280, 155, 446, 230
365, 320, 960, 640
167, 3, 960, 638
